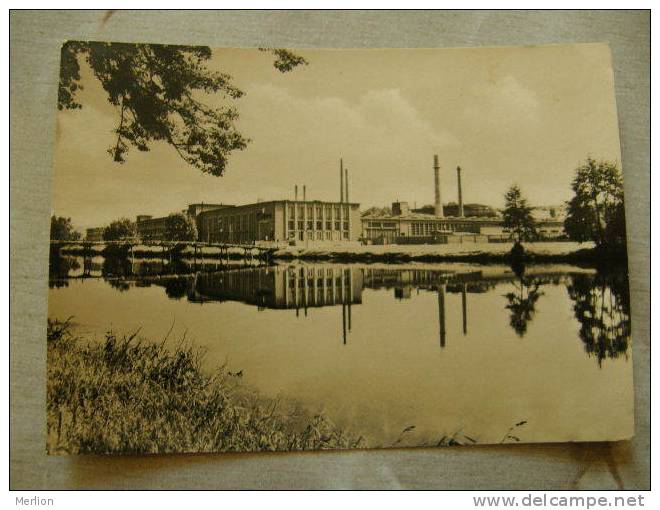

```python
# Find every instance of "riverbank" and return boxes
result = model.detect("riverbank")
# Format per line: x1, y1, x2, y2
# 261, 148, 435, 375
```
47, 318, 523, 454
55, 240, 609, 265
272, 241, 603, 265
46, 318, 364, 455
57, 243, 266, 261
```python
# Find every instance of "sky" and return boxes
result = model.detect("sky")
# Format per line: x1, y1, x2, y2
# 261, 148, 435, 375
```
51, 43, 623, 231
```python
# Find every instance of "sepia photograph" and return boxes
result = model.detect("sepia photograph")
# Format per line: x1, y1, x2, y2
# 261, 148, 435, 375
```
46, 41, 633, 456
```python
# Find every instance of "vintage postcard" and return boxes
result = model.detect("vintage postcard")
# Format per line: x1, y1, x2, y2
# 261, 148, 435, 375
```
47, 42, 633, 454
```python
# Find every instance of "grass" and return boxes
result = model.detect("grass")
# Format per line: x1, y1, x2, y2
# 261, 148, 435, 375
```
47, 318, 527, 454
46, 318, 364, 455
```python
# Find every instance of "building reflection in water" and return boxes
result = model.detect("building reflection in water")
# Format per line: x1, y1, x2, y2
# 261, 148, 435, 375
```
191, 266, 363, 345
191, 266, 362, 309
189, 266, 493, 347
362, 269, 495, 349
48, 252, 632, 360
49, 250, 492, 348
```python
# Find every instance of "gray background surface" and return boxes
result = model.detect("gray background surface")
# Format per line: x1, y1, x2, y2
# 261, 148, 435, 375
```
10, 10, 650, 490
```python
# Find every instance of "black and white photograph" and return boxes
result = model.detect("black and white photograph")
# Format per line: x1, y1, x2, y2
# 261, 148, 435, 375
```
47, 41, 633, 454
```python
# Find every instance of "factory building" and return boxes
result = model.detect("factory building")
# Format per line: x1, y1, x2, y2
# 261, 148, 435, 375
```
134, 193, 361, 245
196, 163, 360, 245
361, 157, 566, 244
135, 215, 169, 241
85, 227, 105, 242
362, 203, 501, 244
362, 158, 497, 244
88, 156, 566, 246
135, 203, 230, 241
196, 199, 361, 244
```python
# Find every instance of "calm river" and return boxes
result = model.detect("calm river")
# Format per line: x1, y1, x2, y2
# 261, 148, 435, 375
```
48, 253, 633, 446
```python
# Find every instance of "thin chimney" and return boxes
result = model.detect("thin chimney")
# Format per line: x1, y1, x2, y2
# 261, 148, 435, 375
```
295, 184, 298, 202
434, 155, 443, 218
457, 166, 464, 217
344, 167, 349, 203
303, 185, 306, 202
340, 158, 344, 203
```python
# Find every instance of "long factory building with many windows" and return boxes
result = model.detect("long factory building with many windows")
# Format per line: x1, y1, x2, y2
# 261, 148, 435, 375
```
195, 200, 361, 244
89, 156, 565, 245
195, 163, 361, 244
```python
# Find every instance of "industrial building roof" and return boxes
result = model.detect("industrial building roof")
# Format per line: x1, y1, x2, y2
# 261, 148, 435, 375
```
361, 212, 504, 222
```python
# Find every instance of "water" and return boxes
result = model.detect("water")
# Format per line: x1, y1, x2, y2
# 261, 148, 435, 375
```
48, 253, 634, 447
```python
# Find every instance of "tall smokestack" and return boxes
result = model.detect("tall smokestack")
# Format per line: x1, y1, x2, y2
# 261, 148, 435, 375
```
295, 184, 298, 202
457, 166, 464, 217
434, 155, 443, 217
340, 158, 344, 203
303, 185, 306, 202
344, 167, 349, 203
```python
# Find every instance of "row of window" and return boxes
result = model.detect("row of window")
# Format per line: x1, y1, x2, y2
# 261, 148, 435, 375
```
365, 221, 397, 228
288, 220, 349, 231
287, 275, 352, 289
286, 289, 353, 306
203, 214, 260, 233
411, 222, 445, 236
287, 267, 352, 278
288, 231, 350, 241
288, 205, 350, 220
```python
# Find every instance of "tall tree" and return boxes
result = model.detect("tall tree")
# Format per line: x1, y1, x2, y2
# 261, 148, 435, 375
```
50, 215, 81, 241
103, 218, 136, 242
564, 158, 626, 249
164, 213, 198, 242
58, 42, 307, 176
502, 185, 536, 243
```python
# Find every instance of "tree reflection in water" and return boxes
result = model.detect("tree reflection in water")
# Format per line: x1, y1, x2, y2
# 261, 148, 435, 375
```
48, 249, 81, 288
567, 269, 631, 365
101, 256, 133, 292
163, 277, 192, 300
503, 264, 544, 337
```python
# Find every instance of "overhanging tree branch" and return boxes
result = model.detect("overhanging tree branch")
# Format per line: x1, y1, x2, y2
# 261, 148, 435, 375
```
59, 41, 306, 176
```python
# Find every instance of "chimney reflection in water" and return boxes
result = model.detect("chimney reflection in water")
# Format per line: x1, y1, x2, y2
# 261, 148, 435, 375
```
462, 283, 468, 335
193, 266, 472, 348
342, 303, 347, 345
438, 284, 446, 348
